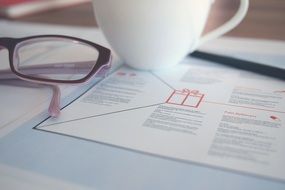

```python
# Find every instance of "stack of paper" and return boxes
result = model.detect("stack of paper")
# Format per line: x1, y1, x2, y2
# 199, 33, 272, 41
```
1, 21, 285, 190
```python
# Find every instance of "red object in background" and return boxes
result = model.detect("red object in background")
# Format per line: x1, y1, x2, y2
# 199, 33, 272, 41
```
0, 0, 90, 18
0, 0, 37, 6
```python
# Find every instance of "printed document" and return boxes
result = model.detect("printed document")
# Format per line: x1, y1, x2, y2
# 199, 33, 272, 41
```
37, 57, 285, 181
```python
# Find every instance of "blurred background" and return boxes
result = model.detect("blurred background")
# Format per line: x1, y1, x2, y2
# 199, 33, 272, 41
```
0, 0, 284, 40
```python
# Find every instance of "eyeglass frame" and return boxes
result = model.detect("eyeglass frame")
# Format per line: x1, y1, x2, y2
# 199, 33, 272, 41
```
0, 34, 112, 84
0, 35, 112, 117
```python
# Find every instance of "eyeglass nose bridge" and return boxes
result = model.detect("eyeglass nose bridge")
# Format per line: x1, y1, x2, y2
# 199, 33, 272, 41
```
0, 40, 16, 70
0, 38, 17, 64
0, 44, 8, 51
0, 38, 15, 49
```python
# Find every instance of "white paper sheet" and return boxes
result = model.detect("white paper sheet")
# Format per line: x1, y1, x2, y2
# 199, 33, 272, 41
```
37, 57, 285, 181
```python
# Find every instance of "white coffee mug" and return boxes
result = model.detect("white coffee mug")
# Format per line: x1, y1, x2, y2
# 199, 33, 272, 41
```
92, 0, 249, 70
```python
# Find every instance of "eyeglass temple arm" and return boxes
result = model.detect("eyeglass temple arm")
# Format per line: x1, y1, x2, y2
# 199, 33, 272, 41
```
48, 84, 61, 117
0, 61, 107, 80
46, 62, 111, 118
38, 62, 110, 117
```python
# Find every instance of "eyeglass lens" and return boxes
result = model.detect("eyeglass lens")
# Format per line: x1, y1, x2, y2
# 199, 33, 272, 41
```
13, 37, 100, 81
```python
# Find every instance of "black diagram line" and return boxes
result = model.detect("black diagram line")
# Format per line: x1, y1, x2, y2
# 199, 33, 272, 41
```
38, 102, 166, 128
36, 66, 175, 129
60, 65, 125, 114
34, 65, 125, 130
150, 71, 175, 90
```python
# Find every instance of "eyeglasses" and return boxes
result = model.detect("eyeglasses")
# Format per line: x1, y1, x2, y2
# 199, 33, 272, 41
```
0, 35, 112, 117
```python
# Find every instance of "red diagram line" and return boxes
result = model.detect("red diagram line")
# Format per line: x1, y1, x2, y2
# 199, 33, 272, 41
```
182, 94, 204, 108
203, 101, 285, 114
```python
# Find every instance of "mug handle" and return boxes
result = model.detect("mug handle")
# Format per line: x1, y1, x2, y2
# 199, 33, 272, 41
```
197, 0, 249, 47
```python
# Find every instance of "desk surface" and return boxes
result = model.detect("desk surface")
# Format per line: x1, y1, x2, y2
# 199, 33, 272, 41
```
1, 1, 285, 190
4, 0, 285, 41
